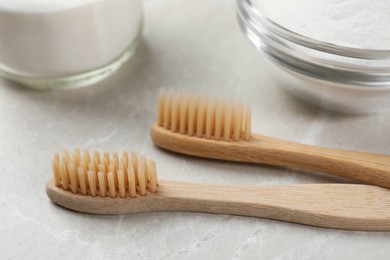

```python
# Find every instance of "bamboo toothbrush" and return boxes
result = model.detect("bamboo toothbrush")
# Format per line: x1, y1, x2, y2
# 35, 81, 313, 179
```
151, 89, 390, 189
46, 149, 390, 231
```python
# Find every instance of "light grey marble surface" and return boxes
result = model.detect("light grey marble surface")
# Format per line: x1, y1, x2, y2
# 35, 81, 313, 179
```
1, 0, 390, 259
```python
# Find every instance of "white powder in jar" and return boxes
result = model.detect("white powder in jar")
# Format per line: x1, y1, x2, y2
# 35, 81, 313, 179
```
254, 0, 390, 50
0, 0, 142, 77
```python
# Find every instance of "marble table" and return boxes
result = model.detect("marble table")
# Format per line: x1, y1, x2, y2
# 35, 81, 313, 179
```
1, 0, 389, 259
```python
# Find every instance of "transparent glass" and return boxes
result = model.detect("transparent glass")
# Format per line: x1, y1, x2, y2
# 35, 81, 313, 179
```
237, 0, 390, 113
0, 0, 142, 90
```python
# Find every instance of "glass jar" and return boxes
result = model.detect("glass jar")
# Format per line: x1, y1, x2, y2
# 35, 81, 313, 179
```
237, 0, 390, 113
0, 0, 142, 89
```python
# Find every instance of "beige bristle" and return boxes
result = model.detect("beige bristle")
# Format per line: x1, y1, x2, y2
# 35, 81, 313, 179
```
157, 88, 165, 126
83, 149, 91, 164
62, 150, 70, 164
59, 160, 69, 190
196, 97, 208, 138
188, 96, 199, 136
98, 163, 108, 188
171, 92, 181, 132
88, 162, 97, 188
52, 154, 61, 186
238, 102, 244, 134
113, 152, 119, 162
107, 171, 116, 198
104, 151, 110, 164
73, 148, 81, 166
215, 101, 223, 140
108, 163, 115, 173
109, 162, 118, 187
117, 169, 126, 198
230, 101, 235, 134
140, 155, 148, 184
111, 158, 119, 170
79, 161, 88, 188
127, 161, 136, 197
118, 163, 127, 186
179, 94, 189, 134
224, 100, 232, 141
98, 164, 106, 174
72, 156, 79, 169
67, 163, 78, 194
54, 152, 60, 163
148, 159, 158, 193
120, 152, 129, 183
156, 89, 251, 141
87, 170, 97, 197
53, 150, 158, 198
93, 150, 100, 162
88, 162, 96, 173
234, 101, 244, 141
97, 171, 106, 197
74, 147, 81, 158
93, 150, 100, 169
77, 167, 87, 195
137, 161, 147, 196
119, 161, 126, 172
111, 158, 119, 186
92, 157, 99, 170
163, 89, 173, 129
244, 104, 251, 141
80, 161, 87, 173
102, 158, 109, 171
131, 151, 139, 183
205, 98, 216, 139
122, 151, 129, 163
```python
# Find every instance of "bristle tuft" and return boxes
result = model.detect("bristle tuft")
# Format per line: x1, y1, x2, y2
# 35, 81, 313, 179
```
52, 150, 159, 198
157, 89, 251, 141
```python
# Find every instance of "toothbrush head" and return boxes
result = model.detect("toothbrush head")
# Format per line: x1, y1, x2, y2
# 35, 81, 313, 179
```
156, 88, 251, 141
50, 149, 158, 198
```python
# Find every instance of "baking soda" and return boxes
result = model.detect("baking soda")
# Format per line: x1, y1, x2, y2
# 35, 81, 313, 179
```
254, 0, 390, 50
0, 0, 142, 77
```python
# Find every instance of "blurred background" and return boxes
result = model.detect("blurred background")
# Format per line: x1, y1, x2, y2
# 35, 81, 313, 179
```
1, 0, 389, 259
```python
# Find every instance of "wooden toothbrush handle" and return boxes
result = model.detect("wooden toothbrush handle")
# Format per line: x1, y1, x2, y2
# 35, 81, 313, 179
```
150, 125, 390, 188
240, 134, 390, 188
46, 180, 390, 231
155, 181, 390, 231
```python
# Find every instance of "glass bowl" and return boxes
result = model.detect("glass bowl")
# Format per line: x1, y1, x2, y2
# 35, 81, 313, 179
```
237, 0, 390, 113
